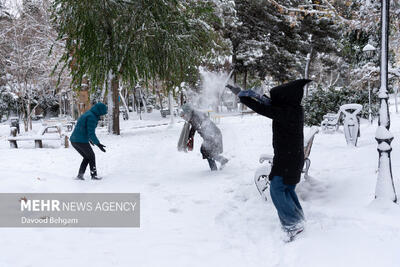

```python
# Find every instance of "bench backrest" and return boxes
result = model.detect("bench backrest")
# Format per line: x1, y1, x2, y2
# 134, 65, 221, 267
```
323, 110, 342, 125
304, 127, 319, 159
38, 125, 62, 137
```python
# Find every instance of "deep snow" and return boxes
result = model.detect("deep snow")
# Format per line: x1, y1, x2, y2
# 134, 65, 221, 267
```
0, 109, 400, 267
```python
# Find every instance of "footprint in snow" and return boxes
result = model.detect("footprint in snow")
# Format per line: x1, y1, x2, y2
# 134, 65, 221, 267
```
192, 199, 209, 205
233, 194, 249, 202
169, 208, 182, 214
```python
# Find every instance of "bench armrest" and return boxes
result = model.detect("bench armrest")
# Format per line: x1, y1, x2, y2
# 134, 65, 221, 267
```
259, 154, 273, 163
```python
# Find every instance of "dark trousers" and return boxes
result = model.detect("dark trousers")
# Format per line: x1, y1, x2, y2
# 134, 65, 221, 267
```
201, 143, 226, 171
71, 142, 97, 176
270, 176, 304, 231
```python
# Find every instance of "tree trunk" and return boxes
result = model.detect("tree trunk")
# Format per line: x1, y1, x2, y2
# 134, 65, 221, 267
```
395, 85, 399, 113
243, 69, 247, 90
168, 90, 174, 124
126, 90, 130, 110
70, 92, 76, 120
232, 70, 238, 111
27, 99, 32, 131
134, 92, 137, 111
242, 70, 248, 111
139, 87, 147, 114
59, 92, 63, 117
24, 117, 28, 132
158, 91, 163, 110
304, 46, 313, 97
232, 46, 237, 84
107, 71, 120, 135
137, 87, 143, 120
180, 92, 184, 106
119, 90, 129, 120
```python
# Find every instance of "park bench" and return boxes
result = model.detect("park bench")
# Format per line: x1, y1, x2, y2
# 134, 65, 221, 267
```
42, 118, 76, 132
8, 135, 69, 149
160, 108, 178, 118
320, 103, 362, 146
64, 121, 76, 132
339, 104, 362, 146
254, 126, 319, 200
7, 124, 69, 149
321, 111, 341, 132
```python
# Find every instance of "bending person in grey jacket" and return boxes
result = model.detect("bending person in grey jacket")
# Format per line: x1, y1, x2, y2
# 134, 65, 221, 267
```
181, 104, 228, 171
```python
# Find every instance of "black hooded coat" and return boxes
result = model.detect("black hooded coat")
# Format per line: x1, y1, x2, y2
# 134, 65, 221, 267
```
238, 79, 312, 185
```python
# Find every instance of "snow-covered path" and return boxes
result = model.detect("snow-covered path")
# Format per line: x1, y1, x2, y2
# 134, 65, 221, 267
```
0, 113, 399, 267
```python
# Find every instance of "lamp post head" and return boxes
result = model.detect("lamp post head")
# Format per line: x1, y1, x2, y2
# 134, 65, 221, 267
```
363, 44, 376, 58
363, 44, 376, 52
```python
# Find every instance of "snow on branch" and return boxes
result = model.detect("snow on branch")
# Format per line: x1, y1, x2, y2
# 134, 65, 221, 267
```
267, 0, 355, 26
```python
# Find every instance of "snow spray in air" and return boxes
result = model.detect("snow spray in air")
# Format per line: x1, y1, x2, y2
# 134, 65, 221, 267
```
197, 69, 234, 112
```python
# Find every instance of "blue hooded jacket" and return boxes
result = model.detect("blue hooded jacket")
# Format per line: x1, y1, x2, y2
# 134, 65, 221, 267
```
70, 103, 108, 144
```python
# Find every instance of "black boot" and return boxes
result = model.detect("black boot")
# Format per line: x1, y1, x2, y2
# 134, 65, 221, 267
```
207, 158, 218, 171
215, 155, 229, 170
75, 173, 84, 180
91, 170, 102, 180
220, 157, 229, 170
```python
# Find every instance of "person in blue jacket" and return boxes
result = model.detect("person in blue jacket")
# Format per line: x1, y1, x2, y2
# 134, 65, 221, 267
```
70, 102, 107, 180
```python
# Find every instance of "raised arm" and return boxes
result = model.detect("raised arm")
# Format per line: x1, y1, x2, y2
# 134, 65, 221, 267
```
226, 84, 286, 121
237, 90, 276, 120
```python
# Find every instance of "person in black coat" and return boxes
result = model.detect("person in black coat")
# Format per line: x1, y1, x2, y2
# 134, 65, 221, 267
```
181, 104, 229, 171
227, 79, 312, 239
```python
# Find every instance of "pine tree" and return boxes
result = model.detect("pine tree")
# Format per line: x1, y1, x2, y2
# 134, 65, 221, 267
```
225, 0, 343, 84
52, 0, 220, 134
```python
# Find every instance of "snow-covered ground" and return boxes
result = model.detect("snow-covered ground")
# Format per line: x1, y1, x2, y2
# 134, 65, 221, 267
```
0, 109, 400, 267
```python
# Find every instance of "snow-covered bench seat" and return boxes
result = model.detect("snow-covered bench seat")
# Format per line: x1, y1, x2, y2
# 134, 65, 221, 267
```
254, 127, 319, 200
8, 124, 69, 149
256, 126, 319, 177
7, 135, 69, 148
321, 111, 341, 132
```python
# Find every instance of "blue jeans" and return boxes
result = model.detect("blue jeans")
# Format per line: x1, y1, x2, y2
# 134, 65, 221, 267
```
270, 176, 304, 230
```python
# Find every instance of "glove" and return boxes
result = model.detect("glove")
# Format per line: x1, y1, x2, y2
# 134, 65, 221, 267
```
89, 140, 94, 146
96, 143, 106, 152
187, 137, 194, 151
226, 84, 242, 95
238, 90, 272, 106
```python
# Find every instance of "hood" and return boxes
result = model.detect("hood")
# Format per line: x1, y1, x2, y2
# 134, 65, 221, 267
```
270, 79, 312, 106
90, 102, 108, 116
181, 103, 194, 120
181, 103, 194, 114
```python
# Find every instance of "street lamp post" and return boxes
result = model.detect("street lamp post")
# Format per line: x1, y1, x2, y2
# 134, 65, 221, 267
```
363, 44, 376, 125
375, 0, 397, 202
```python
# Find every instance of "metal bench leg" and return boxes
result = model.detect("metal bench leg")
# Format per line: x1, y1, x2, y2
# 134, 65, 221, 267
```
64, 136, 69, 148
10, 140, 18, 148
303, 158, 311, 178
35, 140, 43, 148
